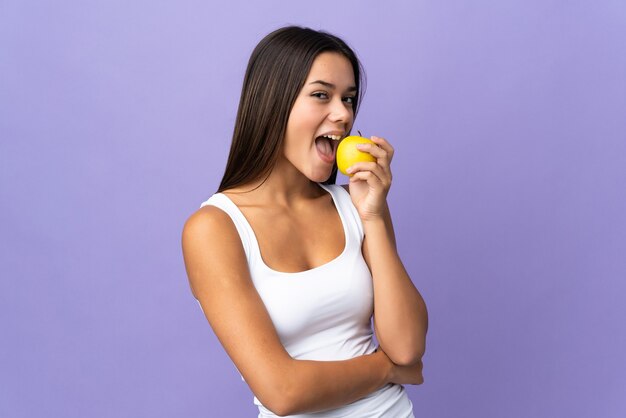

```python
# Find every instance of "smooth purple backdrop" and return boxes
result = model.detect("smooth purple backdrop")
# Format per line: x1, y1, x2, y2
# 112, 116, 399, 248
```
2, 1, 625, 417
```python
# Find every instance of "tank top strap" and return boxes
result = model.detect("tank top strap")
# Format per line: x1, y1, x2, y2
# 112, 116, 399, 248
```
199, 184, 364, 271
199, 193, 257, 265
318, 183, 365, 245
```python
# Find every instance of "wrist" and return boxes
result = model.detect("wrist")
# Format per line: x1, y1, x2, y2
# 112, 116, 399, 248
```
373, 349, 394, 385
361, 215, 385, 230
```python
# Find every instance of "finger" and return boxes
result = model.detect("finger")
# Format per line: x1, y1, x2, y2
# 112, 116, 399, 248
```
346, 161, 387, 179
355, 143, 392, 176
349, 169, 383, 187
356, 142, 389, 162
370, 136, 395, 161
347, 162, 390, 186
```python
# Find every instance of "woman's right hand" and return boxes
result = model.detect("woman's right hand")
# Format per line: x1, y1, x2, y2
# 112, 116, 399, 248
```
378, 347, 424, 385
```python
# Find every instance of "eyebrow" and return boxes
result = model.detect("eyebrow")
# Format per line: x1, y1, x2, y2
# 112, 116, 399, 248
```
308, 80, 357, 93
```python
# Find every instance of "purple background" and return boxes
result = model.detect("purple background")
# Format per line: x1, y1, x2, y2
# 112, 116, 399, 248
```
2, 1, 625, 417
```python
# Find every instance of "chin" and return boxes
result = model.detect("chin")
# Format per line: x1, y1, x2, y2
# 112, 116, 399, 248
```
307, 167, 334, 183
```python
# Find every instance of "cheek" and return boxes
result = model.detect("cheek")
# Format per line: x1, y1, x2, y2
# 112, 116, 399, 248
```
291, 102, 320, 126
286, 110, 306, 135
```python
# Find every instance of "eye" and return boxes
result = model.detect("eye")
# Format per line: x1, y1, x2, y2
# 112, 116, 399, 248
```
312, 92, 329, 99
312, 92, 355, 105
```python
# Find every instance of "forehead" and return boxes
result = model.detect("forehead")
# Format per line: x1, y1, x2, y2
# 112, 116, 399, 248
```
305, 52, 355, 87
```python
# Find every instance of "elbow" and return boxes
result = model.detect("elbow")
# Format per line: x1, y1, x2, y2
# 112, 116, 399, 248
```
255, 366, 300, 416
263, 391, 299, 417
267, 383, 302, 416
264, 399, 292, 417
387, 341, 426, 367
391, 351, 424, 367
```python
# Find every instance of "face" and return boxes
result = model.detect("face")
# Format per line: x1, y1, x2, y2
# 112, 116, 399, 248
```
281, 52, 356, 182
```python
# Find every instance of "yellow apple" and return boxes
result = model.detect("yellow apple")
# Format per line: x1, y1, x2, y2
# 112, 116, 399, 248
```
336, 135, 376, 176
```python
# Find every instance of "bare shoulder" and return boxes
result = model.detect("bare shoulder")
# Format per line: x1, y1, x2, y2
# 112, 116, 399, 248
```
182, 205, 239, 244
180, 204, 293, 412
181, 205, 246, 299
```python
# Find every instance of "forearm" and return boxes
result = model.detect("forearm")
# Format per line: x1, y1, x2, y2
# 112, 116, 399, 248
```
364, 216, 429, 365
279, 351, 391, 415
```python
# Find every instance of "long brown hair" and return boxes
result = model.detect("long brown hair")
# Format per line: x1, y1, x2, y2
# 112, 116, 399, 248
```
217, 26, 366, 193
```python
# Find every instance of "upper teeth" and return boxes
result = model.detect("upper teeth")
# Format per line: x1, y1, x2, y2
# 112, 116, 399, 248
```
322, 134, 342, 141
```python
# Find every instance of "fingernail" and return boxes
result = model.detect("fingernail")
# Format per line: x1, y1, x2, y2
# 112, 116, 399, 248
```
346, 166, 354, 173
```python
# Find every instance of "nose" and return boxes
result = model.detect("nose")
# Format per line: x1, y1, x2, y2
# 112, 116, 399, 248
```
328, 96, 353, 124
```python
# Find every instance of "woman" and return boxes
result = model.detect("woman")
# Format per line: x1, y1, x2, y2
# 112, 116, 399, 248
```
182, 26, 428, 417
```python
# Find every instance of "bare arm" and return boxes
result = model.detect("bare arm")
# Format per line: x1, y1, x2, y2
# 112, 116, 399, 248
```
362, 200, 429, 366
181, 206, 422, 416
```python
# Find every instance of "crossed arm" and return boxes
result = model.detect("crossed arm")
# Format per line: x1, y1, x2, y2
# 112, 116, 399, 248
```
361, 198, 429, 366
181, 205, 425, 416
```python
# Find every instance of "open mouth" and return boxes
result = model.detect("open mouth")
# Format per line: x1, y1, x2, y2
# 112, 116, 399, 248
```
315, 135, 340, 163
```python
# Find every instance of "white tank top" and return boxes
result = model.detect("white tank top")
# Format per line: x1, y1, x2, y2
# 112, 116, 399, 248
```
199, 183, 414, 418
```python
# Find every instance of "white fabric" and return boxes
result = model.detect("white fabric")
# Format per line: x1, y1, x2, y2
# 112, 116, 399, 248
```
199, 183, 414, 418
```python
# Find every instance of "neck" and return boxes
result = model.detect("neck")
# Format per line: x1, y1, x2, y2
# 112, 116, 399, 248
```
228, 157, 328, 208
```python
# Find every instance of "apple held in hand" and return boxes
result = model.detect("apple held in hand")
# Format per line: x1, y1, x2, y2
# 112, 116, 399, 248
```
336, 134, 376, 176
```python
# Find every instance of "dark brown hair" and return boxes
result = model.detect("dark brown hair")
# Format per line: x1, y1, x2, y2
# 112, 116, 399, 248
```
217, 25, 366, 193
